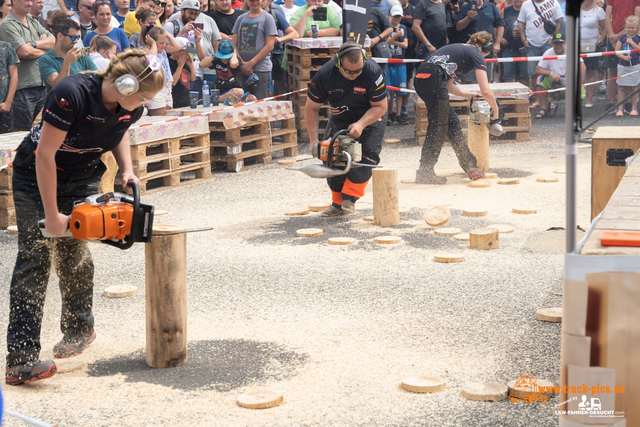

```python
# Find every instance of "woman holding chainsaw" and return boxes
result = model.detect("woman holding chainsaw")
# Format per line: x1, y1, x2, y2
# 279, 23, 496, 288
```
413, 31, 499, 185
5, 50, 164, 386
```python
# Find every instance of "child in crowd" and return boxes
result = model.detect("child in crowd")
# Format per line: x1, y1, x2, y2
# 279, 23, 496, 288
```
129, 9, 157, 49
386, 5, 408, 126
0, 39, 17, 134
168, 50, 196, 108
141, 25, 182, 115
198, 39, 251, 104
615, 15, 640, 116
89, 35, 117, 70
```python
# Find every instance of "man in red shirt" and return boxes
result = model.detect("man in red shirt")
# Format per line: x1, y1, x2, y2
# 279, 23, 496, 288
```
605, 0, 640, 112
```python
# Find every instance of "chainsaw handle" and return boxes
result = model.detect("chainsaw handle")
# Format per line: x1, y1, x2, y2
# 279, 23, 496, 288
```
325, 128, 352, 169
102, 180, 140, 250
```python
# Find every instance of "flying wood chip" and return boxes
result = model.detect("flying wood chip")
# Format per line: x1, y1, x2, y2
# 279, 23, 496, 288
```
424, 206, 451, 227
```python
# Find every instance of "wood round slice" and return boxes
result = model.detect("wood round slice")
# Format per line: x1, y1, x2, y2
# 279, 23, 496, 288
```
285, 209, 310, 216
237, 390, 284, 409
384, 138, 401, 144
537, 307, 562, 322
461, 382, 508, 401
424, 206, 451, 227
278, 159, 296, 166
434, 228, 462, 236
154, 209, 169, 216
482, 172, 498, 179
401, 376, 447, 393
463, 209, 488, 217
469, 180, 491, 188
296, 228, 323, 237
7, 225, 18, 234
434, 253, 464, 263
486, 224, 514, 234
328, 237, 357, 245
512, 207, 537, 215
537, 176, 559, 183
152, 224, 187, 236
453, 233, 470, 241
104, 285, 138, 298
374, 236, 402, 244
55, 359, 86, 374
363, 216, 375, 222
553, 170, 566, 174
497, 178, 520, 185
399, 209, 411, 215
507, 379, 555, 397
309, 202, 331, 212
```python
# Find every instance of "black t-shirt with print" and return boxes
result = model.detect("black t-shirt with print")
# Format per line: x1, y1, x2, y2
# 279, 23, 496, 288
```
424, 43, 487, 79
209, 9, 245, 36
15, 73, 143, 176
367, 8, 392, 39
413, 0, 447, 49
169, 57, 191, 108
307, 59, 387, 123
204, 56, 244, 94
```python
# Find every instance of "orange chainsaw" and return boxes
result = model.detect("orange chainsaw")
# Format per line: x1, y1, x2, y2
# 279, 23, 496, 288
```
39, 181, 154, 250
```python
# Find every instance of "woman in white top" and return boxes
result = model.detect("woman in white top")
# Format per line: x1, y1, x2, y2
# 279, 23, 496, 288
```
580, 0, 606, 107
88, 35, 117, 70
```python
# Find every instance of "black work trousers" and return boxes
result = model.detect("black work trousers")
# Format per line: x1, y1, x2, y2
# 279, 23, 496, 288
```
414, 64, 478, 175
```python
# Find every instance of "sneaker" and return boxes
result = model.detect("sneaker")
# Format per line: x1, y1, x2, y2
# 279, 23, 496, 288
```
400, 107, 409, 119
6, 360, 57, 385
387, 112, 397, 126
53, 331, 96, 358
616, 107, 624, 117
467, 168, 485, 181
395, 115, 409, 125
625, 103, 632, 114
631, 108, 638, 116
321, 205, 346, 217
341, 199, 356, 213
605, 103, 617, 115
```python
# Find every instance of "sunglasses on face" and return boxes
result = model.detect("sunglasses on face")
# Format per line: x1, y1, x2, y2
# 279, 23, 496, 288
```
341, 64, 363, 75
62, 33, 80, 41
160, 2, 166, 6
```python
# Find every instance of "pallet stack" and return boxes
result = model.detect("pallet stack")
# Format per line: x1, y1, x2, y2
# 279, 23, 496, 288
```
286, 37, 371, 142
414, 82, 531, 145
0, 132, 29, 230
127, 115, 211, 195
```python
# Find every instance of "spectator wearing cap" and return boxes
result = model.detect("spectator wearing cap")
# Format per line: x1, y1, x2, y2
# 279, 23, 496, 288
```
517, 0, 563, 92
455, 0, 504, 82
166, 0, 221, 99
0, 0, 54, 131
533, 32, 585, 119
412, 0, 447, 61
387, 5, 408, 126
232, 0, 277, 99
198, 39, 244, 103
40, 19, 98, 91
261, 0, 298, 95
208, 0, 244, 40
124, 0, 159, 36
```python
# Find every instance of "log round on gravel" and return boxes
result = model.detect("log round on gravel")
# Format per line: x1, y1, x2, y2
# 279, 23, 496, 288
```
237, 390, 284, 409
469, 180, 490, 188
424, 206, 451, 227
104, 285, 138, 298
434, 228, 461, 236
497, 178, 520, 185
537, 307, 562, 322
453, 233, 470, 241
512, 207, 537, 215
537, 176, 559, 183
462, 208, 488, 217
486, 224, 514, 234
434, 253, 464, 263
401, 376, 447, 393
469, 228, 499, 250
296, 228, 323, 237
363, 216, 375, 222
482, 172, 498, 179
285, 209, 309, 216
461, 382, 508, 401
384, 138, 401, 144
328, 237, 357, 245
308, 203, 330, 212
373, 236, 402, 244
278, 159, 296, 165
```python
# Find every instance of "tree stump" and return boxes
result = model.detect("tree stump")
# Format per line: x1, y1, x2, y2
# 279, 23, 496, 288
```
372, 168, 399, 227
145, 224, 188, 368
470, 228, 499, 250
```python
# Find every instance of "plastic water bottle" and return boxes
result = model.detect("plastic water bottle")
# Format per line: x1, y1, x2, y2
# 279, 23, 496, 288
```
202, 80, 210, 108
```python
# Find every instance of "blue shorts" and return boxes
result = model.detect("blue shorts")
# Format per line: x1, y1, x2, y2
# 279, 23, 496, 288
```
387, 63, 407, 96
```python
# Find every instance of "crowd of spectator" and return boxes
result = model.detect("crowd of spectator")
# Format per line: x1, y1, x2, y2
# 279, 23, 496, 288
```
0, 0, 639, 133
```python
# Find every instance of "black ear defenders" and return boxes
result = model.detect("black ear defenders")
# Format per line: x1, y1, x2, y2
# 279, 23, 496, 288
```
333, 42, 368, 68
481, 39, 494, 54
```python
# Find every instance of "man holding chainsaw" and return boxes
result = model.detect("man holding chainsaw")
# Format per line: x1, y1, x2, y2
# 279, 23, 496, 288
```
5, 50, 164, 386
305, 41, 387, 216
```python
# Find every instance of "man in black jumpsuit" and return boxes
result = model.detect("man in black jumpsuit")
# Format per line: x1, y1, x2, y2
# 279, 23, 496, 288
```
305, 42, 387, 216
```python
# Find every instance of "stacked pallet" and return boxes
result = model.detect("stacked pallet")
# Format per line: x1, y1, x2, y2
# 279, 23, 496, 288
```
128, 115, 211, 195
0, 131, 29, 230
286, 37, 371, 142
414, 82, 531, 145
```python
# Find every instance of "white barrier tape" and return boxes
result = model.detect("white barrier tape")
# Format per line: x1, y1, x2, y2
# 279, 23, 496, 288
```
373, 48, 640, 64
4, 409, 56, 427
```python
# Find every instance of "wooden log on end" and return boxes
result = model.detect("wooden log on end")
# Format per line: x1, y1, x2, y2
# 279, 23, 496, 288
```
468, 122, 489, 172
470, 228, 499, 250
372, 168, 399, 227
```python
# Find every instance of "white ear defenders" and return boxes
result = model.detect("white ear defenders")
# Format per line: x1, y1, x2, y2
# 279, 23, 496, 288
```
114, 55, 162, 96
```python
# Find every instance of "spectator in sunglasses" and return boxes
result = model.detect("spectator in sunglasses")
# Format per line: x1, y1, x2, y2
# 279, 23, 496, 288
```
83, 0, 131, 52
46, 9, 67, 33
160, 0, 173, 25
39, 19, 98, 91
71, 0, 97, 41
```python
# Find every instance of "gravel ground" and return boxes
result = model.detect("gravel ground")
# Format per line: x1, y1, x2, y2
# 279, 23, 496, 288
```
0, 93, 629, 427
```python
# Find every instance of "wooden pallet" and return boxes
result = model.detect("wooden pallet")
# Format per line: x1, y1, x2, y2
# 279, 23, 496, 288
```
212, 148, 272, 172
286, 47, 338, 68
0, 167, 11, 190
287, 62, 322, 80
271, 129, 298, 157
130, 134, 210, 164
0, 206, 15, 229
139, 162, 212, 195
